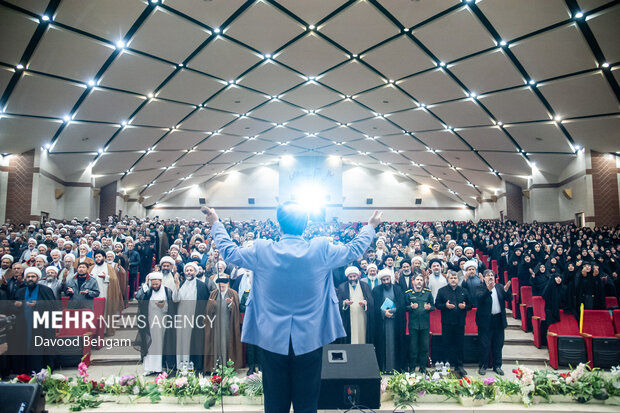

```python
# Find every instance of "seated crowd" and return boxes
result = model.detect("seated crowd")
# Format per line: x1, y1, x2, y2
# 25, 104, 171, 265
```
0, 216, 618, 378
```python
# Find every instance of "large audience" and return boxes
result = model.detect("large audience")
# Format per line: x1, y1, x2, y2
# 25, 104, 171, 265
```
0, 215, 618, 377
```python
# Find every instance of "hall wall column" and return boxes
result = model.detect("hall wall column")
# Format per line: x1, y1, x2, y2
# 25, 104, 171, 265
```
504, 181, 523, 223
589, 151, 620, 226
5, 149, 36, 225
0, 155, 10, 224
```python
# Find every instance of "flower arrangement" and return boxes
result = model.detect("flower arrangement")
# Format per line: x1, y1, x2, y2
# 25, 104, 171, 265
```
388, 363, 620, 406
3, 360, 263, 411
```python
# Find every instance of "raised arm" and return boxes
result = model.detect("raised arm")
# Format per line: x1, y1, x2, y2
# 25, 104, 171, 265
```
324, 211, 382, 268
202, 207, 257, 269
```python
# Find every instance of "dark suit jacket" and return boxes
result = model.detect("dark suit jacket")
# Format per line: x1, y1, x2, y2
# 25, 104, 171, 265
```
474, 283, 511, 330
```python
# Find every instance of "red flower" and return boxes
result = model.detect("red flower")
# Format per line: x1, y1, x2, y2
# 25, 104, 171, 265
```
512, 368, 523, 379
560, 373, 570, 378
210, 375, 222, 384
17, 374, 32, 383
458, 377, 471, 386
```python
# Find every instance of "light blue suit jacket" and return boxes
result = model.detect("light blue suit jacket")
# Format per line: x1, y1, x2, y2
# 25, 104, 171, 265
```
211, 221, 375, 355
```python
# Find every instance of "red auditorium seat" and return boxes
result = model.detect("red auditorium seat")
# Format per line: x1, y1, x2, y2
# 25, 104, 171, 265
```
613, 310, 620, 334
511, 277, 520, 319
531, 296, 546, 348
491, 260, 498, 275
429, 309, 443, 362
463, 308, 479, 364
547, 310, 587, 369
504, 272, 510, 308
519, 286, 533, 332
581, 310, 620, 368
93, 297, 106, 347
56, 307, 95, 367
606, 296, 618, 309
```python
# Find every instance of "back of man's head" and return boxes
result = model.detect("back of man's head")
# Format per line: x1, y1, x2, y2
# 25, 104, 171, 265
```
276, 202, 308, 236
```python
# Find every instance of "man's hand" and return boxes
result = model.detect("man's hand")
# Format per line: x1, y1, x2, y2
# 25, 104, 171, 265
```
225, 297, 233, 305
201, 206, 219, 225
446, 300, 455, 309
384, 310, 393, 318
344, 299, 354, 306
80, 290, 88, 295
368, 210, 383, 229
458, 301, 466, 310
359, 300, 367, 308
424, 302, 431, 310
411, 302, 418, 309
504, 280, 511, 292
13, 300, 22, 308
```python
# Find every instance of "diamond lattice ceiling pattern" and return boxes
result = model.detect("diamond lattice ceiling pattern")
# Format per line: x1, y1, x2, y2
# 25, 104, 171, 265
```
0, 0, 619, 207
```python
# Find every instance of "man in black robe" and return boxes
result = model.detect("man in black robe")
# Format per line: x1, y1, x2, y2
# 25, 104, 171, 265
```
13, 267, 58, 372
135, 272, 175, 374
337, 266, 374, 344
372, 269, 406, 372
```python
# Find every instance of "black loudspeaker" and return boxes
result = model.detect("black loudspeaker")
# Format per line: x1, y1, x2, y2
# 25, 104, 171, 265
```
0, 383, 46, 413
415, 198, 422, 205
248, 198, 255, 205
318, 344, 380, 409
366, 198, 373, 205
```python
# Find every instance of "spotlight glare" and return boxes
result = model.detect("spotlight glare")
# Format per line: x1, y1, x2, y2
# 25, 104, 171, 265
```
115, 40, 126, 49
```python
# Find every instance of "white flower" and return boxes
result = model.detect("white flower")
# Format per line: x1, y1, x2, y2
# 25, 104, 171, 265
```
51, 373, 68, 381
198, 374, 210, 388
104, 376, 116, 387
132, 385, 140, 395
432, 372, 441, 380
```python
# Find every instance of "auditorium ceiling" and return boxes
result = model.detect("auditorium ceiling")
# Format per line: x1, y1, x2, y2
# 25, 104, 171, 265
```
0, 0, 619, 207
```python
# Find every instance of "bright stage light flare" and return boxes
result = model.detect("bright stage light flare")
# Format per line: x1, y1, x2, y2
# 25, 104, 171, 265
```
294, 183, 326, 214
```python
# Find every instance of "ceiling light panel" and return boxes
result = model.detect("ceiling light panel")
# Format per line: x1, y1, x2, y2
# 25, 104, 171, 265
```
189, 36, 262, 81
99, 51, 176, 96
476, 0, 571, 41
398, 69, 467, 104
448, 49, 525, 93
224, 1, 305, 53
318, 0, 399, 54
156, 69, 226, 105
178, 108, 237, 131
355, 85, 418, 113
131, 99, 195, 128
237, 61, 305, 95
6, 72, 85, 118
205, 86, 269, 113
361, 35, 436, 81
318, 60, 386, 96
413, 6, 496, 62
74, 88, 145, 123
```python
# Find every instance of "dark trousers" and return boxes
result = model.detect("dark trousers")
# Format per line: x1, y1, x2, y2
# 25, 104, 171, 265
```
442, 323, 464, 368
128, 271, 138, 299
246, 343, 261, 370
408, 328, 429, 370
261, 340, 323, 413
478, 314, 505, 368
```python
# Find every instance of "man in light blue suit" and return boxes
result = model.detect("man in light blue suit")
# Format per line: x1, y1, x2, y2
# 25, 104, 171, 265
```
203, 202, 382, 413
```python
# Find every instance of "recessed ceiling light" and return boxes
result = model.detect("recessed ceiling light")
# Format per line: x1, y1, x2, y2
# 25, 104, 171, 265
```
213, 27, 220, 33
150, 0, 159, 3
63, 115, 71, 123
419, 103, 426, 108
43, 143, 51, 150
529, 79, 536, 86
308, 24, 315, 30
499, 40, 507, 47
16, 64, 24, 70
228, 79, 236, 84
115, 40, 126, 49
40, 15, 49, 22
87, 79, 96, 87
263, 53, 271, 59
601, 62, 610, 68
121, 121, 127, 127
469, 92, 477, 99
554, 115, 562, 122
438, 61, 446, 67
403, 28, 410, 32
574, 11, 584, 19
147, 92, 154, 99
